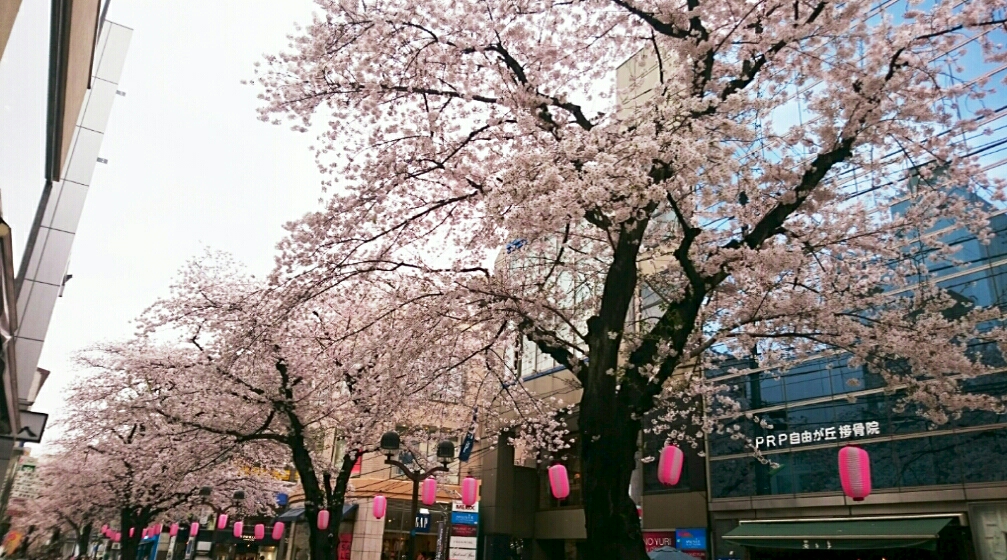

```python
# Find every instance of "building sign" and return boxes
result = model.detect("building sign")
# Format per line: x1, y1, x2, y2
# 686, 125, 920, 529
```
337, 534, 352, 560
449, 503, 478, 560
643, 532, 675, 552
676, 528, 707, 551
415, 512, 432, 533
450, 511, 479, 526
451, 525, 477, 537
754, 422, 881, 450
15, 410, 48, 443
450, 537, 477, 549
448, 550, 476, 560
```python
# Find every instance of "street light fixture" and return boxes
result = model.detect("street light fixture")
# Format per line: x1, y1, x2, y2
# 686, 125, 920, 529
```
379, 431, 454, 560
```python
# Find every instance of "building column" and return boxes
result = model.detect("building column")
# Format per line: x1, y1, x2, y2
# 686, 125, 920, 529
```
350, 499, 384, 560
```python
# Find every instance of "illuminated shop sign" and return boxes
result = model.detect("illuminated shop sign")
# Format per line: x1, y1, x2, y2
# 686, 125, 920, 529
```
754, 421, 880, 450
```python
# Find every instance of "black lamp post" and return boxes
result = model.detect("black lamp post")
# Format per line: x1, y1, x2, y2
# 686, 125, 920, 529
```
198, 487, 246, 560
380, 432, 454, 560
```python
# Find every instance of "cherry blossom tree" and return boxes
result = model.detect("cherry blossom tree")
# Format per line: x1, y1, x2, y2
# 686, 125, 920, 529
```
88, 252, 531, 560
15, 457, 109, 559
54, 358, 280, 560
252, 0, 1007, 557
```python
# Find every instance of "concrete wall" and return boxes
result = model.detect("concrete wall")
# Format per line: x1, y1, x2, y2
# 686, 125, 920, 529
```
350, 499, 384, 560
482, 435, 540, 539
642, 491, 708, 530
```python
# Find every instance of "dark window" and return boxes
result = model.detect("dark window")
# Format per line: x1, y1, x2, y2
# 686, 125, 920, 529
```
791, 448, 842, 494
960, 429, 1007, 483
755, 451, 793, 495
894, 435, 961, 487
709, 417, 754, 457
858, 440, 898, 490
710, 458, 755, 498
642, 432, 695, 494
538, 434, 582, 509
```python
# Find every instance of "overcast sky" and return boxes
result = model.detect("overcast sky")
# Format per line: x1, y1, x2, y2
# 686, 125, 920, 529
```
0, 1, 328, 443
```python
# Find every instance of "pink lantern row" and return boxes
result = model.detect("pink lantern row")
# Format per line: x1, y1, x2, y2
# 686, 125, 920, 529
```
185, 520, 284, 540
367, 477, 480, 521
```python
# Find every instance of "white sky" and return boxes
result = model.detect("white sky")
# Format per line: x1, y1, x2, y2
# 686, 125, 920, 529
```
0, 0, 327, 445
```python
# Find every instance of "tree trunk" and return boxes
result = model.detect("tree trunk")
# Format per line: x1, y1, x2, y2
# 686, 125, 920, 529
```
580, 386, 648, 560
120, 509, 150, 560
289, 442, 334, 560
576, 220, 650, 560
77, 522, 92, 559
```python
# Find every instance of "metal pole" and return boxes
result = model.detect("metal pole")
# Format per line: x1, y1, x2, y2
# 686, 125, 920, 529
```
408, 475, 419, 560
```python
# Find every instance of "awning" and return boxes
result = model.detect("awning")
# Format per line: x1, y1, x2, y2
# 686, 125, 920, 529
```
723, 517, 954, 551
273, 504, 358, 523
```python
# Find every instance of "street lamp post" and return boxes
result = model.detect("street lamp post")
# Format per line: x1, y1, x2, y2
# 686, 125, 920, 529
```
380, 432, 454, 560
198, 487, 246, 560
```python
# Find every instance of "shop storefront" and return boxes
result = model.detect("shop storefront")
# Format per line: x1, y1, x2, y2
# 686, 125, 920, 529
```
721, 516, 974, 560
379, 500, 450, 559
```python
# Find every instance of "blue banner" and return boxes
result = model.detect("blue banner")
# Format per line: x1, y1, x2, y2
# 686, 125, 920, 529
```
676, 528, 707, 551
450, 511, 479, 526
458, 432, 475, 462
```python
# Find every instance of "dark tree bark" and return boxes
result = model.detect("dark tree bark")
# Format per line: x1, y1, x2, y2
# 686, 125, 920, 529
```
76, 522, 92, 559
119, 508, 152, 560
578, 218, 652, 560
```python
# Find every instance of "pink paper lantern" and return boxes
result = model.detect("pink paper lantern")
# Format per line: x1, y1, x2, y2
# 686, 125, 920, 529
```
548, 464, 570, 500
129, 528, 135, 538
421, 477, 437, 506
461, 476, 478, 506
254, 524, 265, 540
154, 523, 163, 535
216, 513, 228, 530
141, 529, 148, 539
271, 522, 285, 540
839, 445, 872, 501
233, 521, 244, 538
317, 509, 330, 531
373, 495, 387, 519
169, 524, 178, 537
190, 523, 199, 537
657, 445, 685, 486
113, 533, 121, 543
101, 525, 109, 534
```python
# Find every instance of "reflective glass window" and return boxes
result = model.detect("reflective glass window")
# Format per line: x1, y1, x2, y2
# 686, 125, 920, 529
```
791, 448, 842, 494
710, 458, 755, 498
959, 429, 1007, 483
894, 434, 961, 487
858, 441, 898, 490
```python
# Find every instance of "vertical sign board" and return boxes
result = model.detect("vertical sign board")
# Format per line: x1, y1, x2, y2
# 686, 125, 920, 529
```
337, 534, 352, 560
449, 501, 478, 560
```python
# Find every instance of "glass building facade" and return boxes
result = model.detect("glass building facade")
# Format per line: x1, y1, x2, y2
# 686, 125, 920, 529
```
704, 199, 1007, 559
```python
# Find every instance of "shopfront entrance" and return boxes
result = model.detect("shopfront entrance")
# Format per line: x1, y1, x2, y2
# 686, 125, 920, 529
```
379, 501, 450, 560
723, 517, 972, 560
